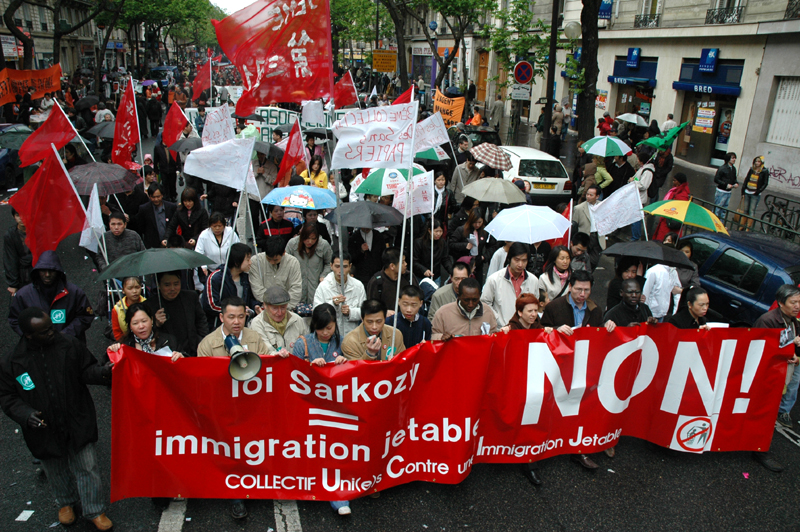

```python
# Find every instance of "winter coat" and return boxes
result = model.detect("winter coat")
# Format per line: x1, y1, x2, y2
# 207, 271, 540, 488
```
481, 268, 539, 327
313, 273, 366, 337
249, 311, 306, 354
292, 333, 344, 363
653, 153, 674, 192
413, 238, 453, 282
97, 228, 145, 271
249, 252, 304, 308
448, 225, 489, 274
348, 229, 386, 286
3, 225, 32, 289
449, 162, 482, 204
152, 290, 209, 357
285, 235, 332, 305
146, 98, 163, 121
0, 333, 110, 459
166, 206, 209, 245
552, 105, 564, 134
714, 163, 738, 191
197, 326, 272, 357
431, 301, 498, 340
201, 268, 260, 326
741, 167, 770, 197
195, 227, 239, 270
133, 200, 178, 249
208, 184, 239, 218
8, 251, 94, 342
653, 182, 691, 242
433, 187, 457, 229
541, 294, 603, 328
386, 312, 432, 348
111, 295, 148, 340
538, 267, 571, 302
342, 323, 406, 361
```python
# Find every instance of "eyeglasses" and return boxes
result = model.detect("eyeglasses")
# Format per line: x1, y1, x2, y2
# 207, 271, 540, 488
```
572, 288, 591, 294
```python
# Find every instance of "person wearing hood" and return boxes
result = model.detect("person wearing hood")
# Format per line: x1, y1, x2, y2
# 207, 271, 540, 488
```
8, 251, 95, 343
4, 208, 32, 295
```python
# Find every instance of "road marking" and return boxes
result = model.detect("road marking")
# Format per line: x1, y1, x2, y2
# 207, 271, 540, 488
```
775, 423, 800, 448
157, 500, 187, 532
274, 500, 303, 532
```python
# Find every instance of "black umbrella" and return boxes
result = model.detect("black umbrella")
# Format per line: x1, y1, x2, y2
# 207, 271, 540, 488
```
86, 121, 116, 139
98, 249, 216, 282
169, 137, 204, 154
232, 113, 264, 122
253, 141, 284, 159
601, 241, 695, 269
74, 95, 100, 110
325, 201, 403, 229
275, 124, 329, 138
69, 162, 139, 196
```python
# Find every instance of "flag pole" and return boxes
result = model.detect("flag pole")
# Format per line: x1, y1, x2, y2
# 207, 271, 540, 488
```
431, 174, 435, 279
129, 80, 145, 170
56, 100, 96, 163
220, 167, 250, 300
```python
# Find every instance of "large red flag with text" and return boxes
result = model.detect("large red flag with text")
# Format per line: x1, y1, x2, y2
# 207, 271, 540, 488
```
8, 146, 86, 264
333, 71, 358, 107
276, 120, 304, 186
111, 82, 140, 170
18, 103, 75, 167
212, 0, 334, 114
192, 61, 211, 101
162, 103, 188, 160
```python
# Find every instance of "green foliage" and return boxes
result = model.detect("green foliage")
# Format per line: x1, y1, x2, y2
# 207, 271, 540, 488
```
564, 52, 585, 93
332, 0, 395, 44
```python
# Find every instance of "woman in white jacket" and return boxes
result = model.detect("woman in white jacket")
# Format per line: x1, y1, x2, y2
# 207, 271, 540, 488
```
195, 212, 240, 280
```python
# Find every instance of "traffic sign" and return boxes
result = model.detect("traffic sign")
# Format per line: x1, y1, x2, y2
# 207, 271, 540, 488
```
514, 61, 533, 85
511, 83, 531, 101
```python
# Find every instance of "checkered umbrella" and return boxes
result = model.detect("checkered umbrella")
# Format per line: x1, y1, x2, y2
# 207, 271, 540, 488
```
469, 143, 512, 171
69, 162, 139, 196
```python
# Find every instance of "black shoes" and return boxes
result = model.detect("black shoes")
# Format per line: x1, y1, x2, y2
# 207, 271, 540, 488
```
231, 500, 248, 519
753, 451, 784, 473
571, 454, 599, 470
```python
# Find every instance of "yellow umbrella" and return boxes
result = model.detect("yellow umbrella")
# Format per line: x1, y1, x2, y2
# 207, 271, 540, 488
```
643, 199, 729, 235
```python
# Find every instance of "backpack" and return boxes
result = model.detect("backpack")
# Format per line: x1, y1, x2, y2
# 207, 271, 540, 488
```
644, 168, 660, 198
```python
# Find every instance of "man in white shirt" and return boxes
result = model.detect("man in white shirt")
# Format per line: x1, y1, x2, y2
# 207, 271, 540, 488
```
662, 113, 678, 133
628, 151, 654, 241
313, 251, 366, 336
642, 264, 681, 322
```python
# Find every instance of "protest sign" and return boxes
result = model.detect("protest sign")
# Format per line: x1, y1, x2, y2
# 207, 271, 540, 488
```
202, 105, 236, 145
393, 170, 434, 217
330, 101, 419, 170
432, 89, 465, 127
414, 112, 449, 154
0, 64, 61, 106
591, 183, 643, 236
111, 326, 788, 502
185, 138, 258, 196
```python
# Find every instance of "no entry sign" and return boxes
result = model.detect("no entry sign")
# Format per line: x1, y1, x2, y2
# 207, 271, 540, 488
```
514, 61, 533, 85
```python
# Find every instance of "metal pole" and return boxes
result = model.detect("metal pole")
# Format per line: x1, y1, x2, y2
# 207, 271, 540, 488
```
56, 100, 96, 163
540, 0, 560, 152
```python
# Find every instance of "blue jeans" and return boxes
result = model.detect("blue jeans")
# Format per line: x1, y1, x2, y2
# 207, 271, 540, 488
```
742, 193, 761, 217
630, 220, 643, 241
779, 363, 800, 415
330, 500, 350, 511
714, 189, 732, 218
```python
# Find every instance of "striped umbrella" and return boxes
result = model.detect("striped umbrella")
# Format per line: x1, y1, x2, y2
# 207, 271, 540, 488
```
643, 199, 729, 235
355, 166, 426, 196
583, 135, 632, 157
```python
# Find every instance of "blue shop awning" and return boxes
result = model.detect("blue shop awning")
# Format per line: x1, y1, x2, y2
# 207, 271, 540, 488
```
671, 81, 741, 96
607, 75, 657, 88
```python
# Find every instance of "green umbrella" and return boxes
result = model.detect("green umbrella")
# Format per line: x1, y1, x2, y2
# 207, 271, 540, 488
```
582, 135, 632, 157
0, 126, 33, 150
355, 166, 426, 196
415, 145, 450, 161
637, 121, 690, 151
97, 248, 216, 281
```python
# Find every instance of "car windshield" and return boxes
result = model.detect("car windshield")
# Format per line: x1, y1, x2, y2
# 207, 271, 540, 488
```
518, 159, 568, 179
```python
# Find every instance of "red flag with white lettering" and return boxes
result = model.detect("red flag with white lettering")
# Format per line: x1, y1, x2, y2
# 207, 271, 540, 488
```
162, 103, 188, 160
9, 146, 86, 264
276, 121, 304, 187
393, 85, 413, 104
111, 82, 140, 170
18, 103, 75, 167
192, 61, 211, 102
333, 71, 358, 108
212, 0, 335, 114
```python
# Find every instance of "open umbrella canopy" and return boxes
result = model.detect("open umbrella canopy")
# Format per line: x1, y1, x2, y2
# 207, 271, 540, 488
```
86, 121, 116, 139
325, 201, 403, 228
583, 135, 633, 157
141, 80, 157, 86
415, 145, 450, 161
69, 162, 139, 195
356, 166, 426, 196
253, 141, 284, 159
74, 95, 100, 110
169, 137, 204, 154
262, 185, 337, 210
601, 241, 695, 269
469, 143, 512, 171
644, 199, 729, 235
98, 248, 216, 281
486, 205, 570, 244
616, 113, 648, 127
0, 125, 33, 150
233, 113, 264, 122
275, 124, 329, 138
461, 178, 526, 204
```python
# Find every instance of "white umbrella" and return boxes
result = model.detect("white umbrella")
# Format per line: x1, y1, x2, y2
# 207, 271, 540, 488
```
616, 113, 648, 127
486, 205, 571, 244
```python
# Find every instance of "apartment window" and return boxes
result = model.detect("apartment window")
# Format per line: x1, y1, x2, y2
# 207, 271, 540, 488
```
643, 0, 662, 15
766, 77, 800, 148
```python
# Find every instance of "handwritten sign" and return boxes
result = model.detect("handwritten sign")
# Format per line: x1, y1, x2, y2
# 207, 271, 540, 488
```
414, 112, 449, 153
432, 90, 465, 128
590, 183, 643, 236
330, 101, 419, 170
202, 105, 236, 146
392, 170, 434, 217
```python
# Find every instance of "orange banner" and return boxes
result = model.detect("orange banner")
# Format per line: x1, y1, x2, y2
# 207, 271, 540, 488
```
432, 89, 465, 128
0, 64, 62, 106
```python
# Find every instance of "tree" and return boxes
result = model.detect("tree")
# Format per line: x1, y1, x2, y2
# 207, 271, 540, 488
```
25, 0, 107, 66
378, 0, 408, 91
576, 0, 601, 141
94, 0, 125, 90
3, 0, 34, 68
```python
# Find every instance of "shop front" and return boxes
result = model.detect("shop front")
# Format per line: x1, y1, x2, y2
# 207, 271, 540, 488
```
672, 49, 743, 167
607, 49, 658, 120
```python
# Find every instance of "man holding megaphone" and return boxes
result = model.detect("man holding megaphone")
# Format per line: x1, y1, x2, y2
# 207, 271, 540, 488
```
196, 296, 286, 519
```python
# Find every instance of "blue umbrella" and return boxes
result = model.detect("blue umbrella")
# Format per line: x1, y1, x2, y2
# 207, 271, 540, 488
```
262, 185, 337, 210
141, 80, 157, 86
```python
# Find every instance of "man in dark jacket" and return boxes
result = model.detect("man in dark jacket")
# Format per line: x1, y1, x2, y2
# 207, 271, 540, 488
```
348, 227, 386, 286
4, 208, 32, 295
257, 206, 297, 251
713, 152, 738, 218
146, 93, 163, 138
603, 278, 656, 327
0, 307, 113, 529
133, 183, 177, 249
153, 132, 178, 202
153, 271, 209, 356
9, 251, 94, 343
751, 284, 800, 473
97, 211, 145, 271
366, 247, 412, 313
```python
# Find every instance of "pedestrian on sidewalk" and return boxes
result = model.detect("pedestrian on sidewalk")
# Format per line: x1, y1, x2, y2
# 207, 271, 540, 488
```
740, 155, 769, 219
713, 152, 738, 218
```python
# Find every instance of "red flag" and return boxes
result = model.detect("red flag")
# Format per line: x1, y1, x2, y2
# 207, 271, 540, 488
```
213, 0, 334, 114
8, 146, 86, 264
192, 61, 210, 102
162, 103, 188, 160
393, 85, 414, 104
213, 55, 223, 62
18, 103, 75, 167
276, 121, 304, 187
547, 200, 572, 248
112, 82, 140, 170
333, 71, 358, 107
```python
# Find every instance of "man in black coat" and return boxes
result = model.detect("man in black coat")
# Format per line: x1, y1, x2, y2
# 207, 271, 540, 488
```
0, 307, 113, 529
153, 132, 178, 202
133, 183, 177, 249
153, 271, 209, 356
4, 208, 32, 295
145, 93, 163, 140
349, 227, 386, 286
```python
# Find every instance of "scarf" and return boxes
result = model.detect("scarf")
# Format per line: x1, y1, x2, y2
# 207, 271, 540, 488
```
134, 331, 156, 353
434, 186, 445, 214
268, 314, 289, 336
555, 267, 570, 286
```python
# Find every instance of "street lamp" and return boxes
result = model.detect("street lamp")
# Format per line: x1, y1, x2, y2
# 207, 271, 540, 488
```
563, 20, 582, 40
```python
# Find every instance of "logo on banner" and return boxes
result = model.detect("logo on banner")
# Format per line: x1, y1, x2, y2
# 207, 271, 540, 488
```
51, 309, 66, 324
672, 415, 715, 453
16, 372, 35, 391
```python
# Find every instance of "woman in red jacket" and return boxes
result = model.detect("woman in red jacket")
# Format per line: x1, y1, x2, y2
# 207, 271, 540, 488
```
653, 172, 690, 242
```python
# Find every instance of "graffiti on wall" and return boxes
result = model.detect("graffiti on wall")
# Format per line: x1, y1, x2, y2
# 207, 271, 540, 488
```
769, 165, 800, 190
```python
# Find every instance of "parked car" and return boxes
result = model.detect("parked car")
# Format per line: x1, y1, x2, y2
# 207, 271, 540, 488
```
147, 66, 179, 88
499, 146, 571, 206
0, 123, 29, 189
683, 231, 800, 326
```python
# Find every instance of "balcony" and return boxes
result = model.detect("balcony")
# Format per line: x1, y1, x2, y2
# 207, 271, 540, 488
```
705, 7, 744, 24
787, 0, 800, 19
634, 14, 661, 28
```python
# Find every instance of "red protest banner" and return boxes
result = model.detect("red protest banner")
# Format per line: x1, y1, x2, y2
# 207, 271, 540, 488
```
110, 326, 788, 502
0, 64, 61, 107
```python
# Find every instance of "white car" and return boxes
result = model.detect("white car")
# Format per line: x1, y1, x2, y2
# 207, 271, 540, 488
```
500, 146, 572, 205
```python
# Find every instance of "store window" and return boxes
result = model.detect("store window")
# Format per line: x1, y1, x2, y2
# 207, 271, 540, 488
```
766, 77, 800, 149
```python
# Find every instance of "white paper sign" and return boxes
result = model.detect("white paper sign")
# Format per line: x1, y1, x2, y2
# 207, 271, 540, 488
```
79, 183, 104, 253
590, 183, 643, 236
202, 105, 236, 146
301, 100, 325, 126
185, 138, 259, 196
392, 170, 434, 218
331, 101, 419, 170
414, 112, 449, 153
